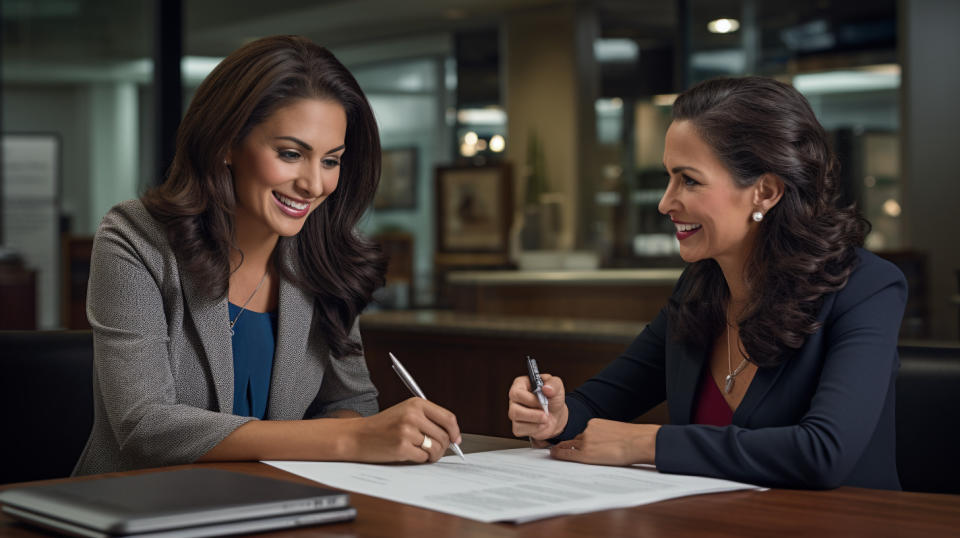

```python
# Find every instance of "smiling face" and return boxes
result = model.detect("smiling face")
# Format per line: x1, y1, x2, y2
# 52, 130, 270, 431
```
228, 98, 347, 240
658, 120, 759, 267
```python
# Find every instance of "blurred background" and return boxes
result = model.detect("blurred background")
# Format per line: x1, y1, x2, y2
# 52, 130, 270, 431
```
1, 0, 957, 353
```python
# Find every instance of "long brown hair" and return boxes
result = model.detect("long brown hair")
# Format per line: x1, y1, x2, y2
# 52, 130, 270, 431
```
142, 35, 385, 358
666, 76, 870, 367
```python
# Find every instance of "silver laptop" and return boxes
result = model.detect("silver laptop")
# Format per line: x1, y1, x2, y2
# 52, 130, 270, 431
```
0, 468, 356, 537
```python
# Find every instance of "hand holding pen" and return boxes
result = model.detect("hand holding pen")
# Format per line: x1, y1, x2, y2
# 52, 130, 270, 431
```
390, 353, 466, 460
507, 356, 569, 442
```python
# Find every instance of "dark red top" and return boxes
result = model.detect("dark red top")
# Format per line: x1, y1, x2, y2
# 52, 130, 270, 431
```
692, 368, 734, 426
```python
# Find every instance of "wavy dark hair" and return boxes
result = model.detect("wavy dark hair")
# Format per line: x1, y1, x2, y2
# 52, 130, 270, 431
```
666, 76, 870, 367
142, 35, 385, 358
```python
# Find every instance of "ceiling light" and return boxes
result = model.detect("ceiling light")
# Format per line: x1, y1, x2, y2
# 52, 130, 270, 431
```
456, 107, 506, 125
594, 39, 639, 63
460, 142, 477, 158
883, 199, 901, 218
792, 67, 900, 94
707, 18, 740, 34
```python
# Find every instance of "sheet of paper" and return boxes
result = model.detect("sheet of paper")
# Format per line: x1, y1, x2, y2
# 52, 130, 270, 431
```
264, 448, 762, 523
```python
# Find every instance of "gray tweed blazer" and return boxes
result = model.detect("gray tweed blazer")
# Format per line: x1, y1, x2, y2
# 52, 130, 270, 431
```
74, 200, 379, 475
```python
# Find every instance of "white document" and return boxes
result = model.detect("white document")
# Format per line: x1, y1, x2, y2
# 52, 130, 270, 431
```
265, 448, 761, 523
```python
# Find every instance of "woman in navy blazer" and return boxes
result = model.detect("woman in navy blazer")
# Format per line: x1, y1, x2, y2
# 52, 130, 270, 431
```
508, 76, 907, 490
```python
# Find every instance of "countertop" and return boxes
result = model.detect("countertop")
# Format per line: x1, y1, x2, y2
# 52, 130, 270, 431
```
360, 309, 645, 343
446, 268, 683, 286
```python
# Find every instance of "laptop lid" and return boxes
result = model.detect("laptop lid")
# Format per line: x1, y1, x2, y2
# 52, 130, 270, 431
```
0, 468, 353, 536
2, 504, 357, 538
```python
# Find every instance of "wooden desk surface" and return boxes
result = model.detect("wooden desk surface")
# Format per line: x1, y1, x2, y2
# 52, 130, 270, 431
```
361, 309, 644, 343
2, 435, 959, 537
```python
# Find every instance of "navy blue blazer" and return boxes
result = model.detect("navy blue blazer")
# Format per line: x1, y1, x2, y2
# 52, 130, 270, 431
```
557, 249, 907, 490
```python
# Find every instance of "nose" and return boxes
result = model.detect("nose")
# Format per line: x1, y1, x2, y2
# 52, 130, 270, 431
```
294, 160, 327, 199
658, 177, 679, 215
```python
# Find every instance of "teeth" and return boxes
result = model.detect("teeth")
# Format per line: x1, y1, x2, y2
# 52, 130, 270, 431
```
275, 193, 308, 210
675, 223, 702, 232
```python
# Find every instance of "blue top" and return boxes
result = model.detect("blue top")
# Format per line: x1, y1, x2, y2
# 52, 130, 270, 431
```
556, 249, 907, 490
228, 302, 277, 419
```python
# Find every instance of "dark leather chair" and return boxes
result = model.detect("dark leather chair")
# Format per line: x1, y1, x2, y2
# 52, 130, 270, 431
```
896, 343, 960, 494
0, 331, 94, 484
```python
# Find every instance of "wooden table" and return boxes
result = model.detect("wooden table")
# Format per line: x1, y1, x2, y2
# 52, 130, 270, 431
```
2, 435, 959, 537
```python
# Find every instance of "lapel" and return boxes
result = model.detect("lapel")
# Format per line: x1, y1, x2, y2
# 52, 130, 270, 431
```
732, 356, 787, 425
669, 340, 706, 425
733, 292, 831, 424
180, 266, 234, 413
670, 336, 789, 425
266, 273, 312, 419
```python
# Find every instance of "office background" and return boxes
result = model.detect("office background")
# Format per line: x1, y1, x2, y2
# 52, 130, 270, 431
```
1, 0, 958, 343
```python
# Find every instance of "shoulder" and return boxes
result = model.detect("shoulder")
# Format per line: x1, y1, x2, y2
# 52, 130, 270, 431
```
829, 248, 907, 316
839, 248, 906, 298
96, 199, 165, 242
93, 199, 173, 266
98, 199, 161, 234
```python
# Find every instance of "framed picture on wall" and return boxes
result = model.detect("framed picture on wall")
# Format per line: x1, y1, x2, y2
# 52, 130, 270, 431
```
373, 147, 417, 210
435, 163, 513, 254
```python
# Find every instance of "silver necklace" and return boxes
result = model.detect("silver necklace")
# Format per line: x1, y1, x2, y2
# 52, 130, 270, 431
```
724, 324, 749, 394
229, 271, 268, 336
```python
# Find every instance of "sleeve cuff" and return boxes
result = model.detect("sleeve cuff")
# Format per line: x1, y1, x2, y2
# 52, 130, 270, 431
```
549, 394, 594, 442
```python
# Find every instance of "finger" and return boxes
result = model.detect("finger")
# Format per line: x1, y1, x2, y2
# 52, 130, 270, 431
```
530, 437, 552, 449
513, 419, 559, 440
540, 375, 564, 399
401, 426, 431, 463
549, 442, 585, 463
509, 389, 550, 416
417, 432, 446, 463
393, 400, 455, 462
507, 400, 549, 424
512, 420, 540, 438
419, 401, 462, 445
417, 421, 452, 462
510, 375, 532, 392
508, 378, 543, 408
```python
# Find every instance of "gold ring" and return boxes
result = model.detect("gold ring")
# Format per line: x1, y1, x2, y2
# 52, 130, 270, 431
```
420, 434, 433, 450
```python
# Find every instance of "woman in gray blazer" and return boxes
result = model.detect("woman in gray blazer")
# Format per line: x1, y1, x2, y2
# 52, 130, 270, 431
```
75, 36, 460, 475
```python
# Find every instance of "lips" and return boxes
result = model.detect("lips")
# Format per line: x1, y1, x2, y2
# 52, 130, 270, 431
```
272, 191, 311, 218
672, 220, 702, 241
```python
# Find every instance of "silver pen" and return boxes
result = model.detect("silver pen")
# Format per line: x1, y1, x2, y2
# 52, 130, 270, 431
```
389, 352, 466, 460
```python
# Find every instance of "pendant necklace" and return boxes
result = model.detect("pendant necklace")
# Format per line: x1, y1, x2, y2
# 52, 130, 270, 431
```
229, 271, 268, 336
724, 324, 749, 394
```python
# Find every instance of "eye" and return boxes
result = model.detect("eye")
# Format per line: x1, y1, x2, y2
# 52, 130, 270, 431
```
322, 157, 341, 170
681, 174, 700, 187
277, 149, 302, 161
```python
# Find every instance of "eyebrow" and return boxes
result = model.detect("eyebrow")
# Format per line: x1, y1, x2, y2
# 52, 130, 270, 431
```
664, 164, 704, 175
274, 136, 312, 151
273, 137, 345, 155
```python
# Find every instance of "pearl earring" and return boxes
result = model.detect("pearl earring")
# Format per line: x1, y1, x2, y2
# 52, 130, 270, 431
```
752, 211, 764, 222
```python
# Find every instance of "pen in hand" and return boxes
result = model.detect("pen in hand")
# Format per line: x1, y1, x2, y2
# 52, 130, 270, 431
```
526, 356, 549, 414
389, 352, 466, 461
